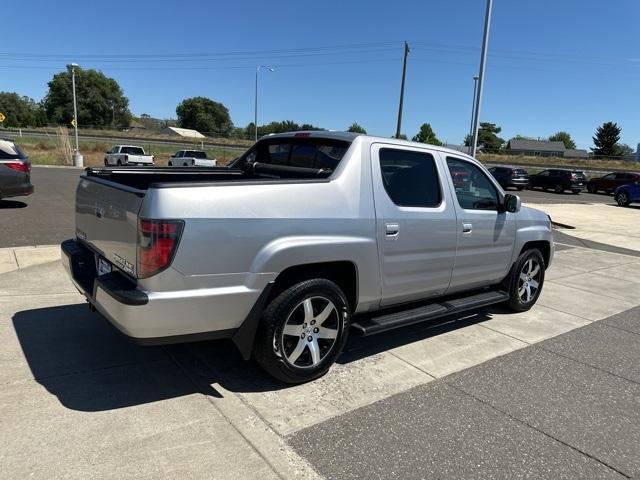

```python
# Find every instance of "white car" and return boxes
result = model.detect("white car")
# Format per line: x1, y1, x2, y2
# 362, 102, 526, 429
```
169, 150, 217, 167
104, 145, 155, 166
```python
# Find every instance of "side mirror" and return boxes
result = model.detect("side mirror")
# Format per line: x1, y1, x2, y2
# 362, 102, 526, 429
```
504, 193, 521, 213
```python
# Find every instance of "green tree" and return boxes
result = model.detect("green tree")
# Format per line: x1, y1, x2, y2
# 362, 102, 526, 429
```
176, 97, 233, 136
43, 66, 131, 128
464, 122, 504, 151
591, 122, 621, 156
412, 123, 442, 145
0, 92, 47, 127
245, 120, 323, 139
347, 122, 366, 134
548, 131, 576, 149
617, 143, 634, 157
396, 133, 408, 140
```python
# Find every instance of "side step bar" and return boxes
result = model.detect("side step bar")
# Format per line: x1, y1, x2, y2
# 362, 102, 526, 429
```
351, 290, 509, 336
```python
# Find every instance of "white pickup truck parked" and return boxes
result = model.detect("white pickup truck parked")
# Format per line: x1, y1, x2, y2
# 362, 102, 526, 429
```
104, 145, 155, 166
169, 150, 217, 167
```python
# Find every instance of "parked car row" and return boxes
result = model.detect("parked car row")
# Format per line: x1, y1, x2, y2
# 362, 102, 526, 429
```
488, 165, 640, 206
104, 145, 217, 167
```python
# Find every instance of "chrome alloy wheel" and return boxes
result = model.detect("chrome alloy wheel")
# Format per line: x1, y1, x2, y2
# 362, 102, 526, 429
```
617, 192, 628, 206
518, 258, 541, 303
276, 296, 340, 368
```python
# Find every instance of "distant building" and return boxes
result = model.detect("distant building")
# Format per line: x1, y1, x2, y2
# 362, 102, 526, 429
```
161, 126, 206, 139
563, 148, 589, 159
442, 143, 473, 155
507, 139, 565, 157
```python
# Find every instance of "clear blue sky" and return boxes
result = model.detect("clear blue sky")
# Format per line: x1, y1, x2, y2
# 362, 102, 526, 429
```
3, 0, 639, 149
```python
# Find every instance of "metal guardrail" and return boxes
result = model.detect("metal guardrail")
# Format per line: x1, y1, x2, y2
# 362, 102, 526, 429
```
1, 128, 250, 152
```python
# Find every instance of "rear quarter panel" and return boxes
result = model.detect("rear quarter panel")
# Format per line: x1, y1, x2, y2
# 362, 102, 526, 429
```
139, 138, 381, 312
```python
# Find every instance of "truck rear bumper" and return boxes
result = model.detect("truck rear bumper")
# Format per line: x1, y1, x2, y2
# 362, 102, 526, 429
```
61, 239, 260, 345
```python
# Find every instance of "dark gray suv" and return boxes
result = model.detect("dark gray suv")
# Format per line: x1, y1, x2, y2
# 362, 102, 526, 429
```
0, 139, 34, 200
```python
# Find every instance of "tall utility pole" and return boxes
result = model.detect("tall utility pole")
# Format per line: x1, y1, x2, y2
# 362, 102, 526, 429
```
395, 41, 410, 139
468, 76, 479, 150
254, 65, 274, 142
471, 0, 493, 158
70, 63, 83, 167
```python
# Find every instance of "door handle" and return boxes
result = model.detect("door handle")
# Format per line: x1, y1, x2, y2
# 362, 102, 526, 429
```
462, 223, 473, 234
385, 223, 400, 237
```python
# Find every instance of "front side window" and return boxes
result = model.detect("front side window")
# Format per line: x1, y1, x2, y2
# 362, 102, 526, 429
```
379, 148, 441, 207
538, 170, 550, 177
446, 157, 499, 211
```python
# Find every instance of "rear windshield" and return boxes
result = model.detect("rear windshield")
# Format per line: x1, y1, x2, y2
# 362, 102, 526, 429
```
237, 138, 350, 171
188, 151, 207, 158
0, 142, 27, 160
121, 146, 144, 155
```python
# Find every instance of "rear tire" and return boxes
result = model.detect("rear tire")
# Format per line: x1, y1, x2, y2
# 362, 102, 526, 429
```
253, 279, 350, 384
504, 249, 545, 312
168, 162, 172, 167
517, 186, 524, 191
116, 159, 122, 166
571, 190, 581, 194
587, 183, 597, 194
183, 162, 188, 167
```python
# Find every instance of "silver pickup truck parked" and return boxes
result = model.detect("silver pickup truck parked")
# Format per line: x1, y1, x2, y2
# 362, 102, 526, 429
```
63, 131, 553, 383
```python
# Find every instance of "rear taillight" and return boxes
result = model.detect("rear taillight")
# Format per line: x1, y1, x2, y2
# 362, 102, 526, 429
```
4, 161, 30, 173
137, 219, 184, 278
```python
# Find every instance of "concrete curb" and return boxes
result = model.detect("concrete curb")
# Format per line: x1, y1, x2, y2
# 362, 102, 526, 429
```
0, 245, 61, 275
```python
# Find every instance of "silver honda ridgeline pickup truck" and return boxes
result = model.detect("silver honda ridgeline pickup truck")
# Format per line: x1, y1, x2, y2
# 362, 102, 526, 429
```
62, 131, 553, 383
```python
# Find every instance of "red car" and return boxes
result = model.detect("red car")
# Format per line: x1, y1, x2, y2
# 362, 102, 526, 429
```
587, 171, 640, 194
449, 165, 470, 189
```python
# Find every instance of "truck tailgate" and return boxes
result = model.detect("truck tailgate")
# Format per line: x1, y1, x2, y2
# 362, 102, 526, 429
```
75, 176, 144, 277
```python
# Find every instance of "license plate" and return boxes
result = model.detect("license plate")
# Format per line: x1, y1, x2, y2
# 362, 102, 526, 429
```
97, 257, 112, 276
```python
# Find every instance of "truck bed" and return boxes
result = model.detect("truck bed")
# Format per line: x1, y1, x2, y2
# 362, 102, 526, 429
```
85, 164, 332, 191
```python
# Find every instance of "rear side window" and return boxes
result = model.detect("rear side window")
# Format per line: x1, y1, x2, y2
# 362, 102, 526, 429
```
244, 139, 350, 171
379, 148, 441, 207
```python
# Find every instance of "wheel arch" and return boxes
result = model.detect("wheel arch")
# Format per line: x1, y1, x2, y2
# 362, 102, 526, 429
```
519, 240, 551, 268
267, 261, 358, 313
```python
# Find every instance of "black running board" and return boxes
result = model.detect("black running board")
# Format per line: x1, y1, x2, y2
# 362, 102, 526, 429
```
351, 290, 509, 336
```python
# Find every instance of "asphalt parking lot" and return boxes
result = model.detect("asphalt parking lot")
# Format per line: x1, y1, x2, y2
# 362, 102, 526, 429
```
1, 165, 639, 479
0, 166, 622, 249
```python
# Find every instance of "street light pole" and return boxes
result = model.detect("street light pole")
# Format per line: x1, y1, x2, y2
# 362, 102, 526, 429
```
70, 63, 83, 167
395, 41, 410, 139
254, 65, 274, 142
468, 75, 479, 152
471, 0, 493, 158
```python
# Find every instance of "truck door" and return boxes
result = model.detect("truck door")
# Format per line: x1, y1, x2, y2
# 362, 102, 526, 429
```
444, 156, 516, 292
371, 144, 457, 306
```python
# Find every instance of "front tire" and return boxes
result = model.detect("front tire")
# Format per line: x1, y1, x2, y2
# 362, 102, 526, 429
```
504, 249, 545, 312
554, 184, 563, 193
587, 183, 597, 194
615, 191, 630, 207
253, 279, 350, 384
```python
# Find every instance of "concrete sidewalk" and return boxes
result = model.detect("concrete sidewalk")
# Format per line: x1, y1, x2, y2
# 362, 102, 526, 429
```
1, 242, 639, 479
0, 245, 61, 275
530, 202, 640, 253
